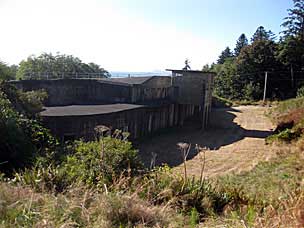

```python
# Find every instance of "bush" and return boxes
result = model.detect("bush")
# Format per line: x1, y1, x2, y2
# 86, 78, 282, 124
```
15, 136, 143, 191
62, 138, 142, 187
297, 86, 304, 98
243, 82, 262, 101
267, 97, 304, 143
0, 82, 55, 173
1, 81, 47, 116
267, 128, 301, 143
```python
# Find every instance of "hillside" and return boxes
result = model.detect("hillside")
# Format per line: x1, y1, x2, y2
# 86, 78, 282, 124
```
1, 89, 304, 227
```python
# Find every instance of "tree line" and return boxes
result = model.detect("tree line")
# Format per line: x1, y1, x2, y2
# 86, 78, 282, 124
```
0, 53, 110, 80
207, 0, 304, 100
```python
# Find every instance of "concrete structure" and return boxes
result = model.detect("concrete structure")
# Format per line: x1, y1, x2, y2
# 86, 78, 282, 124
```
12, 70, 214, 141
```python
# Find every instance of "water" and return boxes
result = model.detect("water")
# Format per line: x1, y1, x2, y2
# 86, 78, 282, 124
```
109, 71, 170, 78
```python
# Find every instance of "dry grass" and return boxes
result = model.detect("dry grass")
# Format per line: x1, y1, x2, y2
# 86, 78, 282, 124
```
255, 192, 304, 228
200, 140, 304, 228
0, 182, 182, 228
92, 194, 181, 228
277, 108, 304, 126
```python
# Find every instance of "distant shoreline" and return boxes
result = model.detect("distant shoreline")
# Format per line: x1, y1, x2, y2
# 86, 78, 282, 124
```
109, 71, 170, 77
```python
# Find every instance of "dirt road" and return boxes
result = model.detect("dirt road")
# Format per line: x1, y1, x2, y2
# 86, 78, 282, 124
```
137, 106, 276, 178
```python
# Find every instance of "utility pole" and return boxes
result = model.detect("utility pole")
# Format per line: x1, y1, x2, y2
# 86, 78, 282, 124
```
291, 64, 294, 89
263, 71, 268, 103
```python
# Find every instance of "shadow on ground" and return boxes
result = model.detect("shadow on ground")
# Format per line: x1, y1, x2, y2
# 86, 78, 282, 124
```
135, 107, 273, 168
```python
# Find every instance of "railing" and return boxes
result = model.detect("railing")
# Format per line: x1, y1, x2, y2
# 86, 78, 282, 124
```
23, 72, 109, 80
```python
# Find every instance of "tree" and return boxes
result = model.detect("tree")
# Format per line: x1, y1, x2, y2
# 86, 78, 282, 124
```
277, 36, 304, 71
234, 34, 248, 56
16, 53, 110, 80
251, 26, 275, 42
237, 40, 279, 73
0, 61, 16, 80
282, 0, 304, 40
214, 58, 242, 99
279, 0, 304, 89
236, 40, 285, 99
217, 47, 233, 64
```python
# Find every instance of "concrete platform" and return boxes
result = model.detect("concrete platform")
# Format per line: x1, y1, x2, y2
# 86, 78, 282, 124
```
40, 103, 145, 117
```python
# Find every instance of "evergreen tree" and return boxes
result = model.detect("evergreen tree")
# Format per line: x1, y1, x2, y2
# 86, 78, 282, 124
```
282, 0, 304, 40
214, 58, 242, 99
279, 0, 304, 89
217, 47, 233, 64
234, 34, 248, 56
277, 36, 304, 71
251, 26, 275, 42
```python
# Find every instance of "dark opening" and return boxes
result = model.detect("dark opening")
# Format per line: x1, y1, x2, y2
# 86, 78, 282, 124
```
63, 134, 76, 142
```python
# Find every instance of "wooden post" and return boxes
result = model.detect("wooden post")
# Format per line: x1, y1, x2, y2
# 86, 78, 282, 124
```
263, 71, 268, 103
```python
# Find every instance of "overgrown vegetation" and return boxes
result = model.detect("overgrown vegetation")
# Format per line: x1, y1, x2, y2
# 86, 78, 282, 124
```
0, 81, 55, 172
267, 97, 304, 143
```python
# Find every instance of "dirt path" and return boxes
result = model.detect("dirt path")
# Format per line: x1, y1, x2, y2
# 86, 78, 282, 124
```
137, 105, 277, 178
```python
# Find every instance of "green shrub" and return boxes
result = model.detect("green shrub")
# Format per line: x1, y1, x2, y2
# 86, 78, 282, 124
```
14, 136, 142, 191
267, 97, 304, 143
297, 86, 304, 98
0, 82, 54, 173
243, 82, 262, 101
61, 138, 142, 187
266, 128, 301, 143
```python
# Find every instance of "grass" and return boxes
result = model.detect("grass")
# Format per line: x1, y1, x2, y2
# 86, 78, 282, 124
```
0, 182, 184, 228
217, 149, 304, 207
203, 142, 304, 227
270, 97, 304, 118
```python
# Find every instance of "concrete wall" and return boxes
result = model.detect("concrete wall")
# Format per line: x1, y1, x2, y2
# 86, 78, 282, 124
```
11, 78, 176, 106
11, 79, 132, 106
142, 76, 171, 88
171, 72, 214, 129
172, 72, 213, 105
131, 85, 176, 104
43, 103, 196, 141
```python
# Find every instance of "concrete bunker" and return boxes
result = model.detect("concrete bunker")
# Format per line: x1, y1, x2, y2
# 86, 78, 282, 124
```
12, 70, 215, 141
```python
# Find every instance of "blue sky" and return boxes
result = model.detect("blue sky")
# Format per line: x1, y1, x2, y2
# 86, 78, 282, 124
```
0, 0, 294, 71
112, 0, 292, 47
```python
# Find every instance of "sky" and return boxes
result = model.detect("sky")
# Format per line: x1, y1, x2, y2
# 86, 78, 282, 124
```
0, 0, 293, 72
